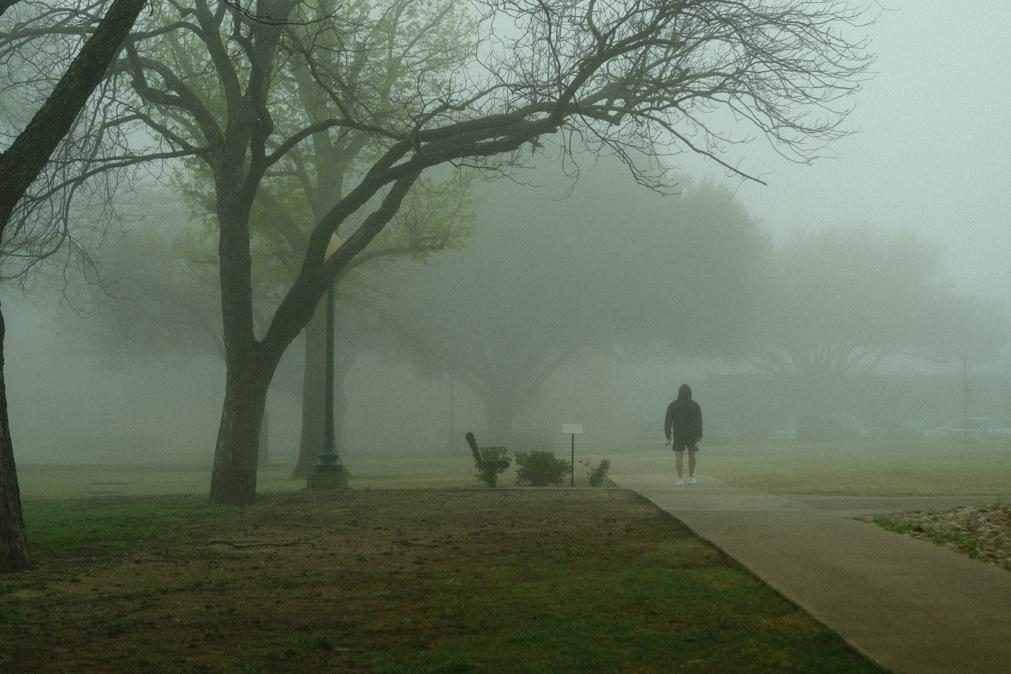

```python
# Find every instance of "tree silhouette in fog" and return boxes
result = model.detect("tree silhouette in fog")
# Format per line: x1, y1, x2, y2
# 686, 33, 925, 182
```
0, 0, 147, 572
4, 1, 873, 503
751, 226, 1006, 380
384, 164, 765, 444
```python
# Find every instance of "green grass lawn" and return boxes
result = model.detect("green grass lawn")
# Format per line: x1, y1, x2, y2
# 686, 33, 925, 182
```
5, 490, 885, 673
17, 435, 1011, 501
13, 442, 984, 671
7, 440, 996, 671
371, 534, 883, 674
640, 439, 1011, 496
16, 455, 481, 500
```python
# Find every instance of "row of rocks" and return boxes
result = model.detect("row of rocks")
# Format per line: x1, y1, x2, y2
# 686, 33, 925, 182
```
862, 503, 1011, 571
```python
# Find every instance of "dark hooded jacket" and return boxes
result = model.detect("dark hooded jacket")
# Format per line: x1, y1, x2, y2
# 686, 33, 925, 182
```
664, 384, 703, 444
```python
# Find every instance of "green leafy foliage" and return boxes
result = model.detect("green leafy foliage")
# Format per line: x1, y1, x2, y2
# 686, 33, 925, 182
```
473, 447, 511, 488
580, 459, 611, 487
514, 451, 571, 487
159, 0, 479, 308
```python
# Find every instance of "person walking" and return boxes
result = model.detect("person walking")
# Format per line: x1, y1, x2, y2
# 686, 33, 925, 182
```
665, 384, 703, 485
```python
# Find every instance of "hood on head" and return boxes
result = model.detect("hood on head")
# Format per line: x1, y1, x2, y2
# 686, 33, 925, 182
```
678, 384, 692, 401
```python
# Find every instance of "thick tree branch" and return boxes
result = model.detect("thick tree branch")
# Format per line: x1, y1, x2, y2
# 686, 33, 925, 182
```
0, 0, 147, 226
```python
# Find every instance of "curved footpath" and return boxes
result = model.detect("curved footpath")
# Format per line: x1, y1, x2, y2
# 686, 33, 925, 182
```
611, 461, 1011, 674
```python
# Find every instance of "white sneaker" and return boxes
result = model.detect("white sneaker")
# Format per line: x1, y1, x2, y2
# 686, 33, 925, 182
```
687, 477, 697, 484
676, 479, 685, 486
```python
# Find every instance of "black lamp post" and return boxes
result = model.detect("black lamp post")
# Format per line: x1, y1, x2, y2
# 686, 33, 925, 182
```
308, 239, 349, 490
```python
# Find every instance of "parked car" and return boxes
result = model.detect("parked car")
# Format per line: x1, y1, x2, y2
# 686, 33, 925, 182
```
797, 413, 867, 442
928, 417, 1011, 443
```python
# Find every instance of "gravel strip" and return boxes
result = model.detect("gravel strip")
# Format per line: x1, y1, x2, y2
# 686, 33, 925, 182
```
860, 503, 1011, 571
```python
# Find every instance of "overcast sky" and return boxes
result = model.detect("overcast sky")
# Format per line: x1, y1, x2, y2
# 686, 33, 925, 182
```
693, 1, 1011, 301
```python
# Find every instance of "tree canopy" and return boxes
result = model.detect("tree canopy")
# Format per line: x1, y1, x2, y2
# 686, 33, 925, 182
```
751, 226, 1007, 378
2, 0, 874, 503
384, 160, 766, 443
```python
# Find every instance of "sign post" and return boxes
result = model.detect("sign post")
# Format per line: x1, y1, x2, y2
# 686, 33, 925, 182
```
562, 424, 583, 487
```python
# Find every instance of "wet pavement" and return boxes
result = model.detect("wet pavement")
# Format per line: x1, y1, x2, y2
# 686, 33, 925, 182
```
612, 461, 1011, 674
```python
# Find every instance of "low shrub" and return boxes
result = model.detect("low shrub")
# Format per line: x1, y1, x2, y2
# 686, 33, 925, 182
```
514, 450, 571, 487
474, 447, 510, 488
581, 459, 611, 487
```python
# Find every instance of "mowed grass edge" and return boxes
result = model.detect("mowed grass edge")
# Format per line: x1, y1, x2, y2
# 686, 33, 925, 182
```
17, 436, 1011, 502
372, 504, 885, 673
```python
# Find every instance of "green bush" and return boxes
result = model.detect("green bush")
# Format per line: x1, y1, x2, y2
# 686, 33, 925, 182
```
474, 447, 510, 488
514, 451, 571, 487
581, 459, 611, 487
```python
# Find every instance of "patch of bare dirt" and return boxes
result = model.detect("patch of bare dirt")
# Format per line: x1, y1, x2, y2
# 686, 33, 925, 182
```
0, 488, 673, 673
861, 503, 1011, 571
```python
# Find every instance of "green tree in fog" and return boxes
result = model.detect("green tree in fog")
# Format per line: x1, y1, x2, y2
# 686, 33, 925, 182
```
10, 1, 873, 503
751, 226, 1007, 380
386, 166, 766, 444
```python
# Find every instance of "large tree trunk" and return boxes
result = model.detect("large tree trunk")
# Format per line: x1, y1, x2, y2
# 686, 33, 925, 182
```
0, 305, 30, 571
214, 168, 420, 500
257, 405, 269, 468
210, 359, 271, 505
211, 199, 268, 504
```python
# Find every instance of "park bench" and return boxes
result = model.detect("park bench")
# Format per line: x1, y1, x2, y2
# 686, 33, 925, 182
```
465, 432, 510, 487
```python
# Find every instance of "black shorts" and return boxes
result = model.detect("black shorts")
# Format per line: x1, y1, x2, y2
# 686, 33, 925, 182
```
672, 441, 698, 452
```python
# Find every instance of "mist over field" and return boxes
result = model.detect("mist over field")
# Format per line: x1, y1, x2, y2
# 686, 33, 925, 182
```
3, 0, 1010, 478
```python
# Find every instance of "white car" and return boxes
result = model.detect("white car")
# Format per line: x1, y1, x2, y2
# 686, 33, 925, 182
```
929, 417, 1011, 443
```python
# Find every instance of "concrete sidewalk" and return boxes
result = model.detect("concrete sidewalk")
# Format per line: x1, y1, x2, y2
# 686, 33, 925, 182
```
611, 464, 1011, 674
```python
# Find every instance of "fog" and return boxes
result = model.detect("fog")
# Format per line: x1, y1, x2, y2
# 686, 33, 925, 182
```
6, 1, 1011, 472
698, 0, 1011, 300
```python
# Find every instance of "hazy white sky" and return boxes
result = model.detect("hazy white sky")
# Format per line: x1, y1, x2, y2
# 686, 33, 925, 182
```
695, 1, 1011, 300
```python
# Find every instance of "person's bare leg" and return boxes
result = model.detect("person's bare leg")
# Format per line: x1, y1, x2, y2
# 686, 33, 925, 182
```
688, 449, 697, 478
675, 449, 684, 479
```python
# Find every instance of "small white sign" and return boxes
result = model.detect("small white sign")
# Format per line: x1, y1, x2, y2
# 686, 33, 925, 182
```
562, 424, 583, 435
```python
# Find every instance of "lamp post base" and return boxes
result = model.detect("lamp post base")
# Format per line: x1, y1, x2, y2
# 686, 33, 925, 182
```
307, 465, 349, 490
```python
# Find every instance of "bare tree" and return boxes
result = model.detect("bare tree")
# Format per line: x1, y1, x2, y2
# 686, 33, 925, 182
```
0, 0, 146, 572
7, 0, 873, 504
